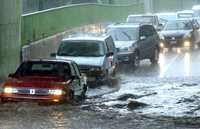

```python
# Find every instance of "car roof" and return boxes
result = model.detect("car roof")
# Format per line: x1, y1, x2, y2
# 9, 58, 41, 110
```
176, 18, 193, 21
192, 5, 200, 10
62, 35, 109, 42
128, 14, 156, 17
177, 10, 194, 13
156, 12, 177, 16
26, 59, 75, 64
108, 23, 140, 28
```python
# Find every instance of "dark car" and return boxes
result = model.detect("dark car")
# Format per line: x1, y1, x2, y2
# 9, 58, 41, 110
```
107, 23, 160, 67
0, 59, 87, 103
52, 35, 118, 84
160, 19, 200, 50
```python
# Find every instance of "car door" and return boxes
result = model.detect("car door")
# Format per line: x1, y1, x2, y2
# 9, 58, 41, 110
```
70, 63, 83, 96
105, 37, 116, 75
191, 20, 200, 44
73, 62, 86, 87
150, 26, 160, 52
138, 25, 154, 59
107, 36, 118, 63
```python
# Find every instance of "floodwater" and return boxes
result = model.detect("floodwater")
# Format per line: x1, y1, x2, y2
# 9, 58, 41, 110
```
1, 49, 200, 129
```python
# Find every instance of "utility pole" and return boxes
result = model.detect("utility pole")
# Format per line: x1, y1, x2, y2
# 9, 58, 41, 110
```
0, 0, 22, 79
144, 0, 153, 13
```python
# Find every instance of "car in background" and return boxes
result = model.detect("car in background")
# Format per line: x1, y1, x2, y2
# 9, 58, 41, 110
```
156, 12, 177, 26
192, 5, 200, 17
177, 10, 195, 19
160, 19, 200, 50
127, 14, 163, 31
52, 35, 118, 84
107, 23, 160, 67
0, 59, 87, 103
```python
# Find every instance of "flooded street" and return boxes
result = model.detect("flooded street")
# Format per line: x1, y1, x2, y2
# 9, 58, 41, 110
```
1, 49, 200, 129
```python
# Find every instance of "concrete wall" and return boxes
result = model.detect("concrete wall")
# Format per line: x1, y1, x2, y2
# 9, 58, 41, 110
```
22, 24, 108, 61
22, 32, 64, 61
21, 3, 144, 45
0, 0, 22, 79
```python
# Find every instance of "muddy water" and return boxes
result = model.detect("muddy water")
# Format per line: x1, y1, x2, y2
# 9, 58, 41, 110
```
1, 51, 200, 128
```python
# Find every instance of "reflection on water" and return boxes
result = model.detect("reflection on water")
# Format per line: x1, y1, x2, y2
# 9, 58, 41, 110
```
177, 48, 181, 54
159, 51, 192, 77
184, 52, 191, 77
50, 108, 72, 129
158, 53, 165, 78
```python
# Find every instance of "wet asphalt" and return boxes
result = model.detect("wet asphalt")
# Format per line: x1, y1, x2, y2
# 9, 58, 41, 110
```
1, 49, 200, 129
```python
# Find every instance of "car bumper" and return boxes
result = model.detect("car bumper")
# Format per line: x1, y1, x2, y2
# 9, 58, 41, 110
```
117, 52, 134, 63
161, 39, 193, 48
1, 93, 65, 103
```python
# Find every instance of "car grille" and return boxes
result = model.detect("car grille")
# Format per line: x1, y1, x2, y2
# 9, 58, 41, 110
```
164, 35, 184, 45
79, 65, 90, 73
16, 88, 49, 96
165, 35, 183, 40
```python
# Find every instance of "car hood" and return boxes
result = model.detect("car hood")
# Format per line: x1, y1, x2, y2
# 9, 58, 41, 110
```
114, 41, 136, 49
56, 56, 105, 67
4, 76, 67, 89
161, 30, 192, 37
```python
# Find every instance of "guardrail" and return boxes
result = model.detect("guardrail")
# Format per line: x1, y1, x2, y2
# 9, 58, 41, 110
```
21, 3, 144, 45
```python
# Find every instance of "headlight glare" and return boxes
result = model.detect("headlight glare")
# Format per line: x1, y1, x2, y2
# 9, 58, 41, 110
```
160, 42, 165, 48
184, 41, 191, 47
4, 87, 18, 94
49, 89, 64, 96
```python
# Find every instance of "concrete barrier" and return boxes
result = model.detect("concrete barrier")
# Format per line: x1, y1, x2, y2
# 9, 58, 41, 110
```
22, 3, 144, 45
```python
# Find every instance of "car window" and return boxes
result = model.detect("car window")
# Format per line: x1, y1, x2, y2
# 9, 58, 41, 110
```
105, 37, 115, 53
15, 62, 71, 77
140, 26, 153, 37
57, 41, 106, 57
107, 27, 138, 41
177, 13, 194, 18
72, 63, 81, 77
164, 20, 193, 30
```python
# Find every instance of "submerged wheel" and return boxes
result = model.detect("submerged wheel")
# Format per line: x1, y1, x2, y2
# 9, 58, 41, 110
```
105, 70, 112, 86
66, 90, 74, 102
151, 48, 159, 65
0, 98, 7, 104
81, 84, 87, 99
133, 52, 140, 68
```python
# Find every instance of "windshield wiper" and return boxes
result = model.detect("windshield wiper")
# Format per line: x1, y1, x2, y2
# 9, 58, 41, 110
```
122, 31, 132, 40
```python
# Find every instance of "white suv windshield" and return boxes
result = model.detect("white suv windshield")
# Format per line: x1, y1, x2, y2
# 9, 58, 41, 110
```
57, 41, 105, 57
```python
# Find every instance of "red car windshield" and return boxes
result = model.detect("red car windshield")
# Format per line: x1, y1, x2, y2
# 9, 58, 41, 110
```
15, 61, 71, 77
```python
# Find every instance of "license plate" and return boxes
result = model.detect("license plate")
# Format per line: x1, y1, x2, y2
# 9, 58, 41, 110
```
30, 89, 36, 95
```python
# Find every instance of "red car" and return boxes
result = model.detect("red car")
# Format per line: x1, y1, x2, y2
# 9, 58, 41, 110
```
0, 59, 87, 103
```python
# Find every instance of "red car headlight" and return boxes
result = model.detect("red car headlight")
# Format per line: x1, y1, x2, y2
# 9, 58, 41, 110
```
48, 89, 65, 96
4, 87, 18, 94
